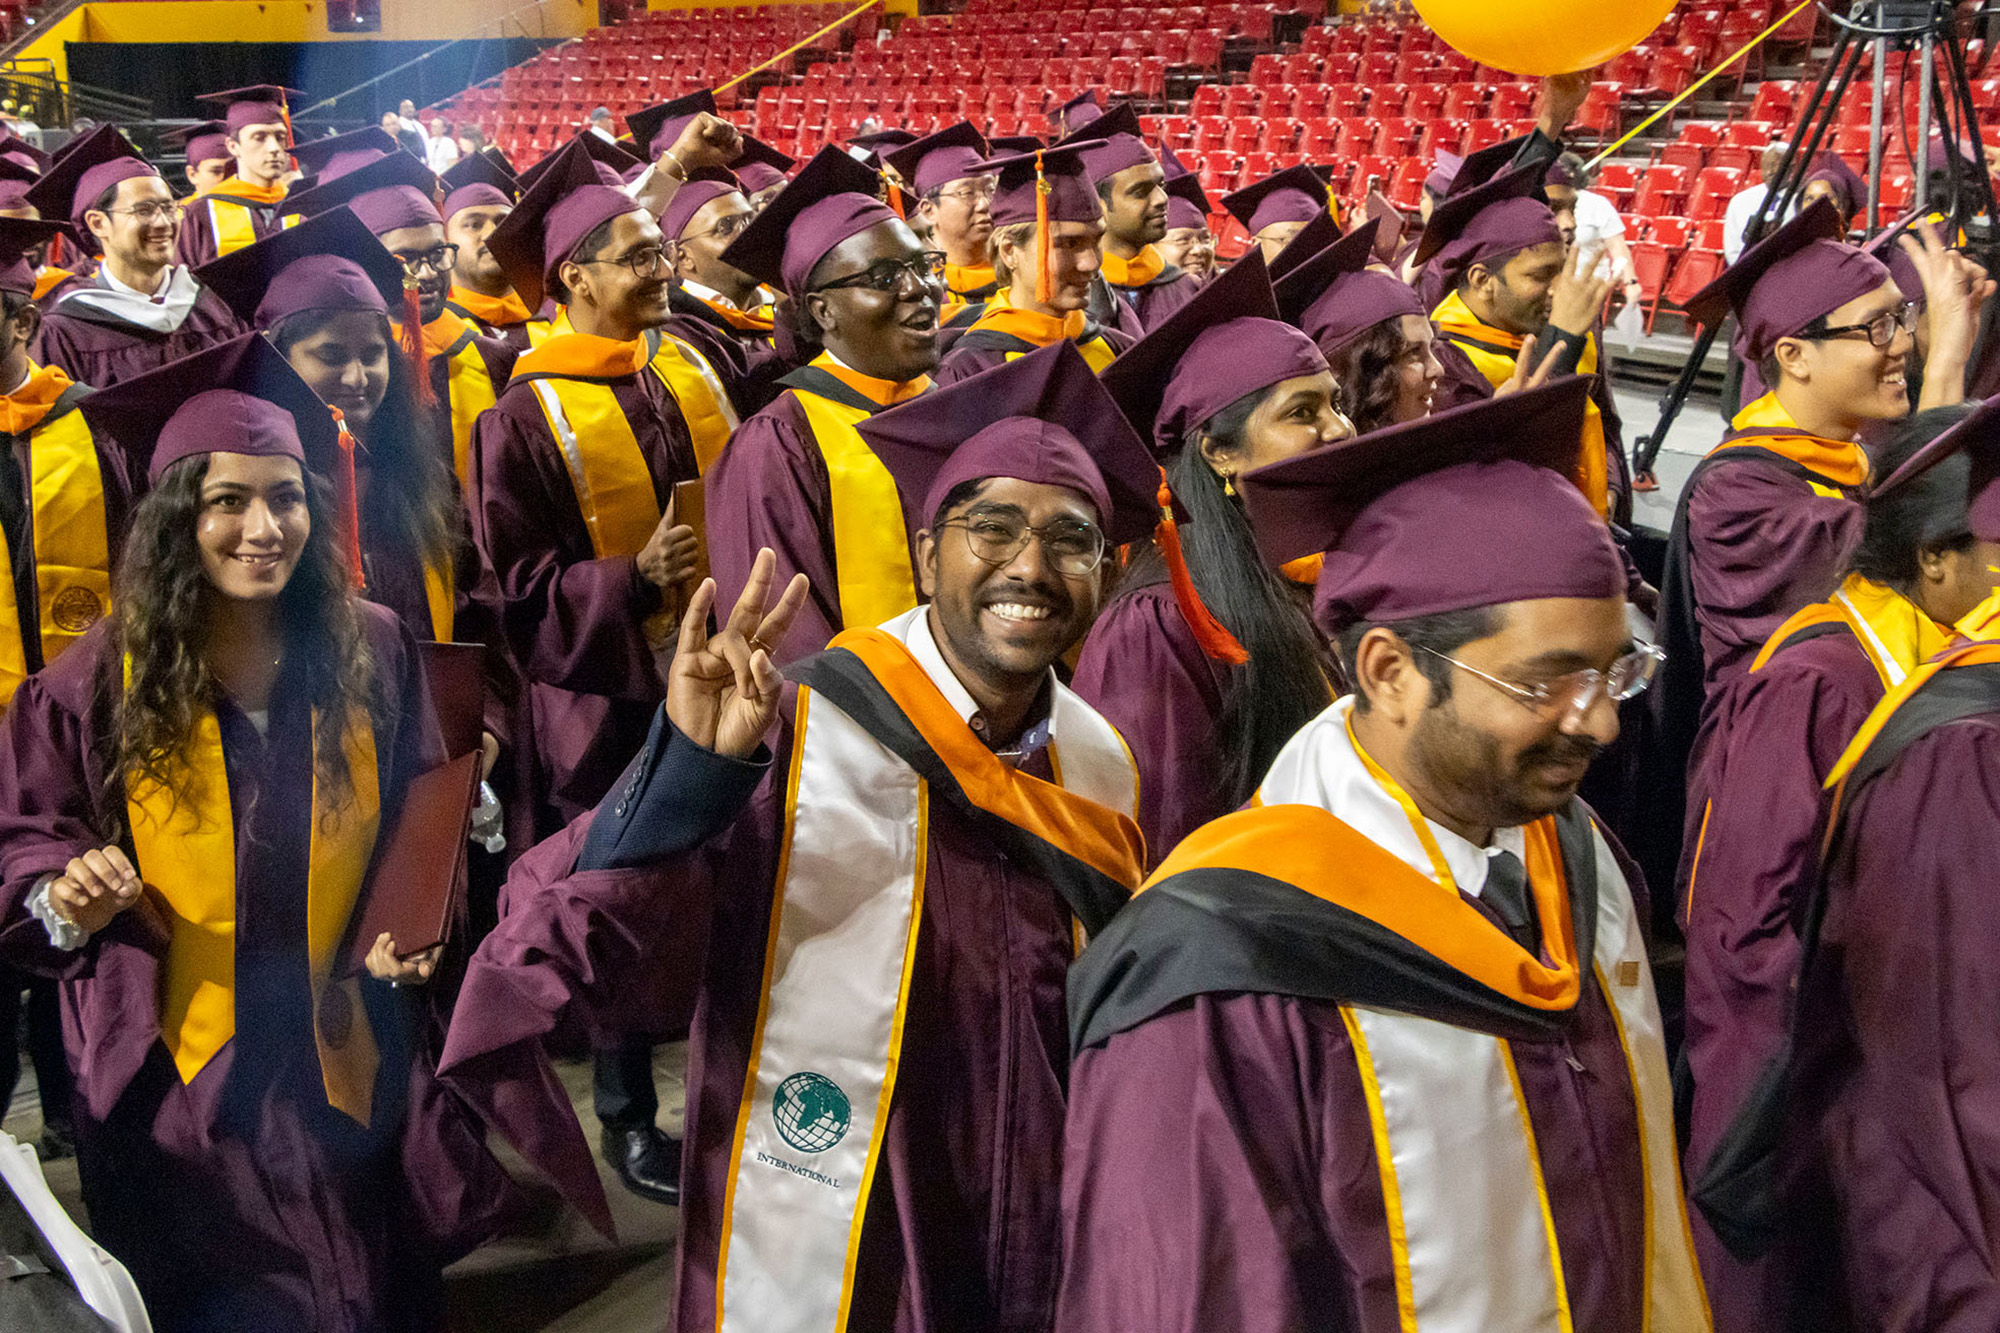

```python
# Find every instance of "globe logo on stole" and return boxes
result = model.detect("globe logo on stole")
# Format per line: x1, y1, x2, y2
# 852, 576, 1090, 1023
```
773, 1071, 851, 1154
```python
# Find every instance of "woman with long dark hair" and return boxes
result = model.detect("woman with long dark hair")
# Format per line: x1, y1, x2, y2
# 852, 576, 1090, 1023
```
0, 333, 510, 1330
1073, 255, 1352, 858
1274, 218, 1442, 436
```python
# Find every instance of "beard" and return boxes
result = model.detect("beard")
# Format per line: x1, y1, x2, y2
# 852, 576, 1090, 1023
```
1406, 697, 1602, 833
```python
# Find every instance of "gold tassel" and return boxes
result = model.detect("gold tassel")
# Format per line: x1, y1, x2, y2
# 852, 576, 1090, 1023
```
1034, 149, 1053, 307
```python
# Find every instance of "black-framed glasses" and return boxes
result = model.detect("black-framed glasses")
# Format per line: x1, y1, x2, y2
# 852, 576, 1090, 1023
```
1414, 642, 1665, 718
98, 201, 183, 225
939, 514, 1106, 578
394, 244, 459, 276
577, 245, 669, 278
678, 210, 754, 247
1809, 301, 1919, 348
813, 251, 947, 294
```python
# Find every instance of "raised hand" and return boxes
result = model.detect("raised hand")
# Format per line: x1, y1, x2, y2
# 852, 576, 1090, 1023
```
48, 844, 141, 937
1537, 71, 1595, 139
666, 548, 810, 759
1496, 334, 1567, 396
668, 111, 743, 176
1548, 252, 1620, 338
1903, 224, 1997, 410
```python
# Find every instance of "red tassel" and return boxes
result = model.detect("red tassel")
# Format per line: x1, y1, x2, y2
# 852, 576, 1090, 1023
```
329, 406, 367, 590
1156, 473, 1247, 665
1034, 149, 1053, 307
402, 280, 438, 409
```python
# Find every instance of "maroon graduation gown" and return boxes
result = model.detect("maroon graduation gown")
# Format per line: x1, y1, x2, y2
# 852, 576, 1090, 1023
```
33, 281, 243, 390
1100, 267, 1196, 335
1675, 622, 1883, 1331
933, 322, 1131, 388
0, 606, 511, 1332
1070, 583, 1229, 861
466, 359, 698, 833
173, 188, 291, 270
1784, 657, 2000, 1332
443, 688, 1093, 1333
666, 285, 789, 415
704, 382, 924, 664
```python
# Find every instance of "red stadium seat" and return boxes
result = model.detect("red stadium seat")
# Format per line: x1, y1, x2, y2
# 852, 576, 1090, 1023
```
1687, 166, 1744, 221
1633, 165, 1692, 216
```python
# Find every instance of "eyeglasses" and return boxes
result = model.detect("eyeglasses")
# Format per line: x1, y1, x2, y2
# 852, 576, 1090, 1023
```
933, 177, 998, 205
394, 244, 459, 276
1414, 642, 1665, 719
98, 201, 183, 225
1809, 301, 1920, 348
814, 251, 947, 294
576, 246, 669, 278
679, 211, 753, 246
939, 513, 1106, 578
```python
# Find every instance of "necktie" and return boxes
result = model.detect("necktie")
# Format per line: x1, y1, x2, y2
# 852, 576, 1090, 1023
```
1482, 849, 1539, 952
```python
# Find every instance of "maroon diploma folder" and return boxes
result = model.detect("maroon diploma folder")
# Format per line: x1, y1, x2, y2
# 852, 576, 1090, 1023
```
342, 749, 482, 975
417, 640, 485, 761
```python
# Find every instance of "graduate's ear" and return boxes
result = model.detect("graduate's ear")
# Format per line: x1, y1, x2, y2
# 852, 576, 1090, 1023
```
1771, 334, 1813, 387
803, 289, 837, 336
663, 239, 692, 281
915, 526, 939, 598
557, 258, 590, 308
10, 300, 39, 348
1351, 627, 1428, 726
1195, 430, 1238, 483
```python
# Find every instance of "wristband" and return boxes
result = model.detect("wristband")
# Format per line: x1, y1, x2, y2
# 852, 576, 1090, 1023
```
662, 148, 688, 182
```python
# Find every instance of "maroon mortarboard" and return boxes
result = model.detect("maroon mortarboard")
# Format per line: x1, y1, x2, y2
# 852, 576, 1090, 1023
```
289, 125, 398, 183
518, 131, 644, 195
195, 85, 299, 137
1863, 214, 1930, 305
847, 128, 918, 168
0, 216, 68, 296
1804, 151, 1865, 219
625, 89, 717, 161
0, 155, 39, 190
1052, 90, 1103, 133
1966, 404, 2000, 542
1413, 159, 1560, 287
658, 168, 744, 241
1163, 171, 1211, 234
1443, 134, 1532, 200
1060, 103, 1152, 184
1365, 191, 1406, 263
1101, 251, 1329, 455
163, 120, 232, 171
0, 132, 47, 174
282, 148, 441, 235
0, 166, 36, 210
195, 205, 404, 331
1267, 207, 1342, 282
1682, 197, 1891, 363
1276, 219, 1427, 356
856, 340, 1160, 544
1873, 390, 2000, 505
439, 149, 518, 222
735, 159, 790, 194
1223, 165, 1330, 237
487, 135, 643, 312
983, 144, 1100, 227
989, 135, 1044, 154
1237, 377, 1622, 634
732, 133, 794, 178
1424, 149, 1463, 198
884, 121, 991, 198
719, 144, 902, 296
22, 125, 158, 252
81, 331, 341, 484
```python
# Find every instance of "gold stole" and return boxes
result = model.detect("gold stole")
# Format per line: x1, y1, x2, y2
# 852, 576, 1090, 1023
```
1719, 392, 1870, 496
0, 395, 109, 707
967, 304, 1119, 371
1432, 289, 1611, 519
125, 701, 383, 1124
547, 309, 738, 474
444, 336, 498, 489
1098, 245, 1166, 288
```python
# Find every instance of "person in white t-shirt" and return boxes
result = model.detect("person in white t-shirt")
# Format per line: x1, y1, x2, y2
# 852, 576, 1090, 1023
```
1547, 153, 1642, 312
1723, 143, 1789, 262
426, 119, 460, 173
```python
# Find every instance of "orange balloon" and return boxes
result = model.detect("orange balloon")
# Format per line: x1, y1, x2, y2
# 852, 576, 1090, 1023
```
1410, 0, 1677, 77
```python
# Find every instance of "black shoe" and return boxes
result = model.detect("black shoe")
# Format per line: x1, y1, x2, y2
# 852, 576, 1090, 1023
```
601, 1125, 681, 1206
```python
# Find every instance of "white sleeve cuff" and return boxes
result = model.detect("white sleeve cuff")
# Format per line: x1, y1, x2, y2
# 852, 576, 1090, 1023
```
28, 875, 86, 951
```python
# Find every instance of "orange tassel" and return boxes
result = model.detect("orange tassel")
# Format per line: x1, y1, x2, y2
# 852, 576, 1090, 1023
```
402, 279, 438, 409
1155, 473, 1247, 665
883, 174, 906, 219
1034, 149, 1053, 308
328, 406, 367, 590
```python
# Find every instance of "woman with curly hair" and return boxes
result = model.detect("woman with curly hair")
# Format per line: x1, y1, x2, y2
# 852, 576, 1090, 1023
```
1074, 256, 1352, 858
0, 333, 509, 1331
1275, 217, 1442, 436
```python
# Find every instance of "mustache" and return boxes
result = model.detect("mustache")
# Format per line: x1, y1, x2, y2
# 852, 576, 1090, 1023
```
1519, 733, 1602, 771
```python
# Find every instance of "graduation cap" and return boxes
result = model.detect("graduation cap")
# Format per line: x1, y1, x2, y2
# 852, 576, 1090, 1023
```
855, 339, 1160, 543
194, 205, 406, 331
480, 144, 519, 178
1804, 151, 1866, 219
1222, 165, 1331, 237
1424, 149, 1463, 198
0, 216, 70, 297
519, 130, 642, 194
988, 135, 1044, 155
1100, 251, 1328, 457
1412, 159, 1560, 289
981, 144, 1101, 305
0, 157, 37, 210
1051, 90, 1103, 133
163, 120, 232, 170
80, 330, 343, 485
289, 125, 398, 183
846, 128, 918, 166
195, 85, 300, 137
1872, 388, 2000, 502
1365, 191, 1406, 263
487, 134, 644, 312
884, 121, 991, 199
1681, 196, 1891, 363
1159, 144, 1210, 233
718, 144, 903, 296
658, 168, 745, 242
22, 125, 159, 252
625, 89, 716, 161
1267, 206, 1342, 282
1059, 103, 1152, 185
439, 149, 519, 222
1863, 212, 1931, 305
282, 147, 441, 235
1275, 219, 1428, 356
1237, 376, 1622, 634
1442, 134, 1533, 201
734, 156, 791, 195
0, 132, 48, 175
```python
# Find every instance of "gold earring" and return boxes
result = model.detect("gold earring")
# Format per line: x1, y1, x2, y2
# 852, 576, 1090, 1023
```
1223, 474, 1236, 497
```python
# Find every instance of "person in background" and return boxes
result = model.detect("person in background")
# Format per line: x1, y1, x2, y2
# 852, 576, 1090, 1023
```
1221, 165, 1333, 266
426, 119, 460, 175
587, 106, 618, 145
885, 122, 997, 309
1156, 167, 1217, 284
176, 85, 299, 268
1071, 104, 1198, 335
1275, 218, 1442, 435
455, 124, 489, 160
382, 110, 426, 162
1546, 151, 1642, 313
1801, 151, 1866, 229
437, 152, 549, 352
1724, 142, 1789, 264
166, 120, 233, 198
